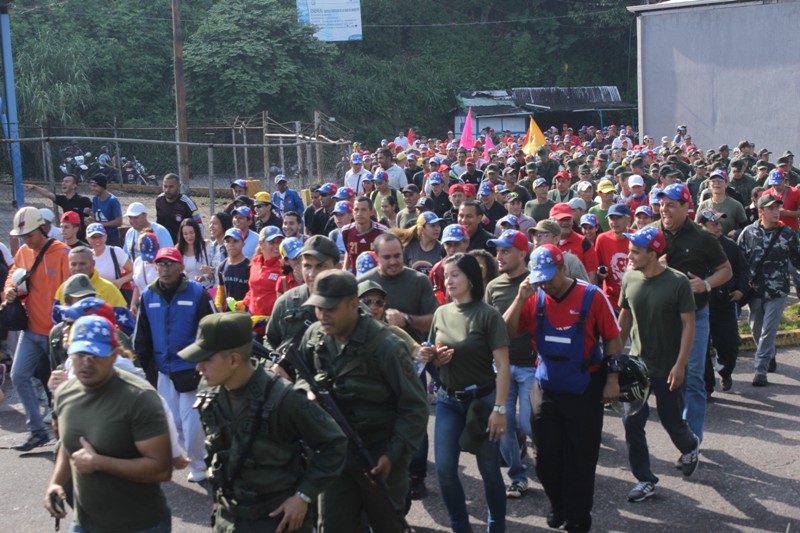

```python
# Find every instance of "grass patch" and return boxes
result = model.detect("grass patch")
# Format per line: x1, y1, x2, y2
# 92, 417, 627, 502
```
738, 302, 800, 335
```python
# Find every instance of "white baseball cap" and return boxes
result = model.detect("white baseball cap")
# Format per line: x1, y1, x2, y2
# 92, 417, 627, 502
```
125, 202, 148, 217
38, 208, 55, 223
628, 175, 645, 187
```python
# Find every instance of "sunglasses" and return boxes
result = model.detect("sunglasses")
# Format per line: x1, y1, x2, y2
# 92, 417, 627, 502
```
361, 298, 385, 307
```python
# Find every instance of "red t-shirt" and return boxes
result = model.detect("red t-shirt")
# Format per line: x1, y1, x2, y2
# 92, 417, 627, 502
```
593, 231, 631, 310
765, 185, 800, 230
342, 221, 386, 272
559, 230, 599, 273
517, 280, 621, 364
428, 258, 447, 304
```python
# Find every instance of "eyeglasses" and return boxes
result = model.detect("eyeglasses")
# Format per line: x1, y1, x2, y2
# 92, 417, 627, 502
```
155, 261, 180, 268
361, 298, 385, 307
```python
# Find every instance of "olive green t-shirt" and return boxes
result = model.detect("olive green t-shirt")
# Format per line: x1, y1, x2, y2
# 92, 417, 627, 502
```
588, 205, 611, 232
620, 267, 696, 378
429, 300, 510, 391
524, 199, 555, 221
485, 272, 534, 367
54, 369, 169, 533
698, 196, 747, 235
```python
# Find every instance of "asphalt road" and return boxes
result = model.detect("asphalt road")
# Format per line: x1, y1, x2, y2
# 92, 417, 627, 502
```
2, 348, 799, 533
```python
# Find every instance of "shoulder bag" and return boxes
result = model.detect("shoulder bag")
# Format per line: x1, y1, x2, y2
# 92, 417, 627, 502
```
0, 239, 55, 332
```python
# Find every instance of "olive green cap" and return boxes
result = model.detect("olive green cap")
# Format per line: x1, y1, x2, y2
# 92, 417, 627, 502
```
527, 219, 561, 238
304, 270, 357, 309
63, 273, 98, 299
178, 313, 253, 363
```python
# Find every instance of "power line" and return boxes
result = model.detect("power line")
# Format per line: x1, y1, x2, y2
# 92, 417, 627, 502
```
362, 8, 623, 28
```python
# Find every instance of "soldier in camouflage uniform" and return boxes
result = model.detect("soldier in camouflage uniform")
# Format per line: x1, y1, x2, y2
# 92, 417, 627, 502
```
180, 313, 347, 533
296, 270, 429, 533
738, 194, 800, 386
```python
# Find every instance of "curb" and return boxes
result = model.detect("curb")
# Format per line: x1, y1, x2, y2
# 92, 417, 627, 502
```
739, 328, 800, 352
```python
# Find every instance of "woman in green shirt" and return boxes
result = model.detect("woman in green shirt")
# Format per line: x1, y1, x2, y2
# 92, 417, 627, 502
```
422, 253, 510, 532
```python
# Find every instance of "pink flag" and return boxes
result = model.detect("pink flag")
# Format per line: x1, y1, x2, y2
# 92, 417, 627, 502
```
460, 108, 474, 150
483, 133, 496, 162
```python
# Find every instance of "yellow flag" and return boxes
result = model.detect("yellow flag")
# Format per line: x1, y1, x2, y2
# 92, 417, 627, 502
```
521, 116, 546, 156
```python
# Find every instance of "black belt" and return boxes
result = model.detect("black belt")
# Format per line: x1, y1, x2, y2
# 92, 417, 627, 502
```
441, 382, 495, 402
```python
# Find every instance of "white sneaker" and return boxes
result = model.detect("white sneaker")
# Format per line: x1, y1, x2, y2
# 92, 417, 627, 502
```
187, 469, 207, 483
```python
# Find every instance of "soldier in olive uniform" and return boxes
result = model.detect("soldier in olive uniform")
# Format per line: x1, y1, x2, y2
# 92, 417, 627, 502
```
180, 313, 347, 533
296, 270, 429, 533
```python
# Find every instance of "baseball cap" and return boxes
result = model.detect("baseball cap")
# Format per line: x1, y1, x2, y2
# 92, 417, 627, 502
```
154, 247, 183, 263
441, 224, 468, 243
61, 211, 81, 225
496, 185, 509, 195
709, 169, 728, 182
767, 169, 784, 186
485, 164, 500, 173
597, 179, 615, 193
497, 214, 520, 228
525, 162, 537, 172
224, 228, 244, 241
86, 223, 107, 237
577, 181, 593, 192
568, 198, 586, 211
356, 251, 378, 277
624, 226, 666, 254
373, 170, 388, 183
448, 183, 464, 195
696, 209, 728, 224
259, 226, 284, 242
358, 280, 386, 298
333, 200, 353, 215
67, 315, 117, 358
528, 219, 562, 237
334, 187, 355, 200
139, 232, 160, 262
504, 193, 522, 204
350, 153, 363, 164
402, 184, 420, 195
758, 194, 783, 209
279, 237, 304, 260
429, 172, 443, 185
304, 270, 358, 309
554, 170, 570, 181
463, 184, 477, 197
318, 182, 338, 195
580, 214, 599, 228
234, 195, 254, 207
274, 174, 288, 183
417, 212, 442, 226
628, 175, 645, 187
300, 235, 340, 263
465, 157, 475, 165
534, 178, 548, 189
232, 206, 252, 219
62, 273, 98, 299
655, 183, 691, 203
634, 205, 654, 218
488, 230, 529, 253
231, 179, 247, 189
478, 181, 494, 196
758, 148, 771, 156
607, 203, 631, 217
39, 208, 55, 223
178, 313, 254, 363
254, 191, 272, 204
528, 244, 563, 283
549, 203, 573, 220
124, 202, 148, 217
446, 142, 456, 150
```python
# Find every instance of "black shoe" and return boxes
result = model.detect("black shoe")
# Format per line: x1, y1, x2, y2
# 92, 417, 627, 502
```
768, 359, 777, 373
13, 432, 50, 452
564, 521, 591, 533
547, 509, 564, 529
752, 374, 768, 387
721, 374, 733, 391
409, 477, 426, 500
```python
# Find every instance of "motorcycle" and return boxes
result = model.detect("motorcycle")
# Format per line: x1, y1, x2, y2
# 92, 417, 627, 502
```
121, 156, 158, 186
60, 152, 92, 182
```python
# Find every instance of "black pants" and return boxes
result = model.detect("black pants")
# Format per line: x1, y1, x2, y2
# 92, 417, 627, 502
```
706, 304, 739, 391
531, 371, 605, 529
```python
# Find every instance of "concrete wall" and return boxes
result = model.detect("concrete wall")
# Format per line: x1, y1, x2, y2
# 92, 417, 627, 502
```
637, 0, 800, 156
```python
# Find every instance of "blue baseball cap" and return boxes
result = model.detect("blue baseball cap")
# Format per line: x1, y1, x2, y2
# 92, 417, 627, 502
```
362, 172, 374, 182
318, 182, 338, 195
86, 223, 107, 237
656, 183, 691, 203
333, 200, 353, 215
417, 211, 442, 226
497, 214, 520, 228
635, 205, 654, 218
428, 172, 443, 185
649, 186, 663, 205
232, 206, 252, 219
488, 229, 529, 253
607, 203, 631, 217
709, 169, 728, 182
534, 178, 548, 188
430, 156, 441, 166
624, 226, 666, 254
441, 224, 468, 243
67, 315, 117, 358
528, 244, 563, 284
580, 214, 599, 227
478, 181, 494, 196
373, 170, 389, 183
231, 179, 247, 189
356, 251, 378, 277
279, 237, 304, 260
259, 226, 284, 242
224, 228, 244, 241
350, 153, 363, 164
334, 187, 355, 200
496, 185, 509, 195
767, 169, 784, 186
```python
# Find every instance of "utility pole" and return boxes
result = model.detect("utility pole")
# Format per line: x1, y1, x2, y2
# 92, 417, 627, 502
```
172, 0, 190, 182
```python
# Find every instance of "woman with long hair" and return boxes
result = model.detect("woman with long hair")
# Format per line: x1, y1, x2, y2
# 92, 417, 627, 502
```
391, 212, 444, 276
177, 219, 211, 288
243, 226, 284, 340
85, 222, 134, 292
379, 194, 400, 229
422, 253, 510, 532
469, 248, 499, 288
276, 237, 304, 297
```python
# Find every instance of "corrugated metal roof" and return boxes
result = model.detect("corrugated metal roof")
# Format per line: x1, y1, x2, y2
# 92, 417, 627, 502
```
628, 0, 754, 14
511, 86, 636, 112
455, 90, 529, 116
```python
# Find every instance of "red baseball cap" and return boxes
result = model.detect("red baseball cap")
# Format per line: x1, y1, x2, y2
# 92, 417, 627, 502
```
60, 211, 81, 225
550, 203, 574, 220
554, 170, 570, 181
449, 184, 466, 196
465, 157, 476, 165
154, 247, 183, 263
463, 184, 477, 198
438, 164, 451, 173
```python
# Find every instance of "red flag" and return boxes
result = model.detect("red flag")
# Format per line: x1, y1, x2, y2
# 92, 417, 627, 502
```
407, 128, 415, 146
460, 108, 474, 150
483, 134, 496, 163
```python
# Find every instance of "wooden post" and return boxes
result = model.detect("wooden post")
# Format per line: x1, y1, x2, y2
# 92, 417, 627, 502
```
172, 0, 190, 181
314, 110, 323, 184
231, 126, 238, 179
39, 125, 48, 183
262, 110, 269, 192
113, 118, 123, 184
207, 144, 215, 215
279, 135, 285, 177
242, 125, 250, 179
295, 121, 303, 188
306, 142, 313, 187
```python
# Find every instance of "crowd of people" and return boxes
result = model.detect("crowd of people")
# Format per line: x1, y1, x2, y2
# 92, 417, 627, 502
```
0, 121, 797, 533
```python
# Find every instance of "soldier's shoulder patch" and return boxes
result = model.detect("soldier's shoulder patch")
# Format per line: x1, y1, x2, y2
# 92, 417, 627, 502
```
401, 356, 416, 379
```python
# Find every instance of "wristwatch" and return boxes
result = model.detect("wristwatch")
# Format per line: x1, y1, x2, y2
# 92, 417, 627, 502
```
703, 279, 712, 293
492, 405, 507, 415
296, 491, 312, 504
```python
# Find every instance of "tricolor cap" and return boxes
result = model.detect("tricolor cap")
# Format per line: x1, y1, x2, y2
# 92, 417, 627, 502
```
767, 169, 784, 186
350, 153, 363, 164
655, 183, 691, 204
279, 237, 304, 260
417, 211, 442, 226
334, 187, 355, 200
86, 223, 107, 237
231, 179, 247, 189
259, 226, 284, 242
428, 172, 443, 185
224, 228, 244, 241
333, 200, 353, 215
649, 186, 663, 205
528, 244, 563, 283
232, 206, 252, 219
624, 226, 666, 254
67, 315, 117, 358
488, 229, 529, 253
138, 232, 160, 262
580, 214, 599, 228
634, 205, 654, 218
478, 181, 494, 196
373, 170, 388, 183
441, 224, 468, 243
355, 251, 378, 277
497, 214, 520, 228
709, 169, 728, 182
318, 182, 338, 195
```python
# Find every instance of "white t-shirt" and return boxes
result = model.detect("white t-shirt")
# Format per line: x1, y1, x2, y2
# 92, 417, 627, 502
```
94, 245, 129, 283
132, 257, 157, 293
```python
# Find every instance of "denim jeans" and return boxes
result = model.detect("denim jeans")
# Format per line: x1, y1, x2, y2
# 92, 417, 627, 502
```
499, 365, 535, 484
624, 377, 698, 483
683, 305, 709, 443
70, 508, 171, 532
748, 296, 788, 376
9, 329, 50, 435
434, 389, 506, 533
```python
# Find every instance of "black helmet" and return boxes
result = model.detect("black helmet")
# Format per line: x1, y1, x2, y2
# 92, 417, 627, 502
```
608, 354, 650, 416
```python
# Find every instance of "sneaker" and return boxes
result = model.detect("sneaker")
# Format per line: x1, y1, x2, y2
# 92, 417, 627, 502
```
506, 480, 529, 499
768, 359, 777, 373
680, 440, 700, 477
409, 476, 427, 500
627, 481, 656, 502
13, 432, 50, 452
721, 374, 733, 391
752, 374, 768, 387
187, 469, 207, 483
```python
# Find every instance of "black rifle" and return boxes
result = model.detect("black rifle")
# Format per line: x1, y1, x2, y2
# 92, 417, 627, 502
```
283, 341, 413, 532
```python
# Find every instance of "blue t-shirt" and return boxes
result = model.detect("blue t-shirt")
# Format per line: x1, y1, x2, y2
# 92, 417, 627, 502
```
91, 194, 123, 245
